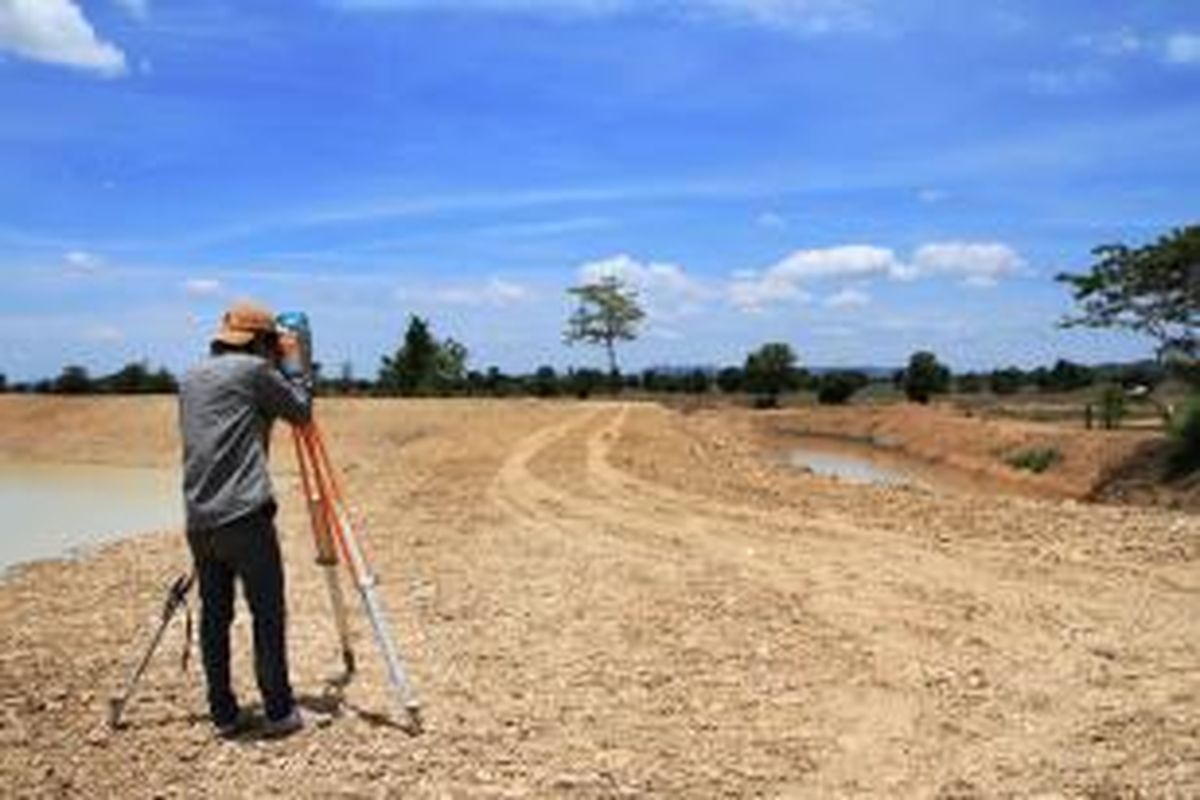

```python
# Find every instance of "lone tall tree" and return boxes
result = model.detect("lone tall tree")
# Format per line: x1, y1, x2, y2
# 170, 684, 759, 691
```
564, 275, 645, 375
1057, 226, 1199, 362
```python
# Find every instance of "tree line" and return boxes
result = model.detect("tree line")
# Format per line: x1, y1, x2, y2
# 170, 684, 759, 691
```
2, 225, 1194, 408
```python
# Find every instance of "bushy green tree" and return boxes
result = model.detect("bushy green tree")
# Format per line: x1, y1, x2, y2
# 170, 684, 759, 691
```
532, 365, 560, 398
1168, 395, 1200, 475
54, 365, 91, 394
817, 371, 869, 405
901, 351, 950, 403
989, 366, 1026, 396
716, 366, 743, 394
378, 315, 469, 395
744, 342, 799, 407
1057, 226, 1199, 364
564, 275, 645, 375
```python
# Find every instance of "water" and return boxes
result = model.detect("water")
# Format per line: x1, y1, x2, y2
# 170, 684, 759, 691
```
0, 461, 182, 575
785, 446, 914, 485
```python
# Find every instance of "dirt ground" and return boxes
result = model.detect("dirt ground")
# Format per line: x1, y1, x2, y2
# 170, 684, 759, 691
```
0, 396, 1197, 798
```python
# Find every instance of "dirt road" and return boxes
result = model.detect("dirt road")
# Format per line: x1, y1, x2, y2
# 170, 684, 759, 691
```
0, 397, 1196, 797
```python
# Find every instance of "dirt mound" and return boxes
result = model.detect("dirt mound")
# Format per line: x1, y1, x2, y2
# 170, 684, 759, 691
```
1, 397, 1196, 796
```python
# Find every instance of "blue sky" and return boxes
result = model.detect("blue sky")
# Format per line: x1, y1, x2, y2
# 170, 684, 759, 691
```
1, 0, 1197, 380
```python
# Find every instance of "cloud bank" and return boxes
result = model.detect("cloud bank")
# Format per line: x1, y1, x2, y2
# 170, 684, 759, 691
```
0, 0, 127, 77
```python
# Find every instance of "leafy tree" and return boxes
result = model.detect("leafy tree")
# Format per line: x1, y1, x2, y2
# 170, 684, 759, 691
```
531, 365, 560, 398
54, 365, 91, 395
956, 372, 985, 394
716, 366, 743, 394
1168, 396, 1200, 476
566, 367, 605, 399
901, 351, 950, 403
0, 373, 6, 393
1045, 359, 1094, 392
743, 342, 799, 407
989, 366, 1025, 396
1057, 226, 1199, 364
817, 371, 869, 405
378, 315, 469, 395
564, 275, 645, 375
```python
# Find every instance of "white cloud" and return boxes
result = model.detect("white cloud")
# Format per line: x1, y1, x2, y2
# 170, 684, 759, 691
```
1165, 33, 1200, 65
329, 0, 873, 35
824, 286, 870, 309
64, 249, 102, 269
727, 240, 1024, 311
756, 211, 788, 229
112, 0, 149, 21
916, 188, 948, 204
728, 245, 902, 312
1073, 28, 1144, 57
398, 277, 534, 307
0, 0, 127, 77
183, 278, 223, 298
578, 253, 711, 320
84, 324, 124, 343
910, 241, 1025, 288
1027, 65, 1109, 96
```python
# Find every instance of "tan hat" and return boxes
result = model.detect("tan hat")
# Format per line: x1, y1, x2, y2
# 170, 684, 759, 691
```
212, 300, 277, 346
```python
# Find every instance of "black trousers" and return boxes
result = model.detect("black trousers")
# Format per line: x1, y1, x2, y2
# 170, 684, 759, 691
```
186, 504, 295, 725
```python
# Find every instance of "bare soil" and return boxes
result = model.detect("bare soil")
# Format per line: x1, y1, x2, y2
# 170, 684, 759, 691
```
0, 396, 1197, 797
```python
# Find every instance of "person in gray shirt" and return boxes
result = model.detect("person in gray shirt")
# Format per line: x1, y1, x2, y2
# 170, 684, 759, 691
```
179, 300, 311, 738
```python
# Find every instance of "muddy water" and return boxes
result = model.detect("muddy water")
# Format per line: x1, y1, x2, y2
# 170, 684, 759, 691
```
0, 461, 182, 574
783, 436, 994, 494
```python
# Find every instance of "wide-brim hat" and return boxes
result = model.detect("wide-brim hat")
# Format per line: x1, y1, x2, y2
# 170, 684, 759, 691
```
212, 300, 277, 346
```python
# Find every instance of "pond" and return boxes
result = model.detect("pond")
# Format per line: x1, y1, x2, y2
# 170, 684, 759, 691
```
0, 461, 182, 575
784, 444, 915, 486
779, 434, 994, 493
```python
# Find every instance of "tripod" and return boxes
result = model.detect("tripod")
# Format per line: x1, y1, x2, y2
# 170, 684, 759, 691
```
108, 421, 421, 733
291, 420, 421, 733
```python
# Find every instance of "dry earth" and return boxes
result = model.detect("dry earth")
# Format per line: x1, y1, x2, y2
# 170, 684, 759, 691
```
0, 396, 1197, 798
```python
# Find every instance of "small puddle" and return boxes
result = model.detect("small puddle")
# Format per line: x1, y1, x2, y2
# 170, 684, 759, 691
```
0, 461, 182, 575
779, 435, 978, 492
785, 447, 914, 486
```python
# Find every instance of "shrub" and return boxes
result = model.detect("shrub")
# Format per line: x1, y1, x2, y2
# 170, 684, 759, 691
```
1006, 446, 1062, 474
1168, 395, 1200, 476
817, 371, 869, 405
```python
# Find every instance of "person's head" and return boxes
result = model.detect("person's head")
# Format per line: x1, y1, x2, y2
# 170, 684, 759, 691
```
210, 300, 279, 359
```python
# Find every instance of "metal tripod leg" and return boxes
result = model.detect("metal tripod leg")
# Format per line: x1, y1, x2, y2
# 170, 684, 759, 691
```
335, 505, 421, 732
321, 564, 356, 677
108, 572, 193, 729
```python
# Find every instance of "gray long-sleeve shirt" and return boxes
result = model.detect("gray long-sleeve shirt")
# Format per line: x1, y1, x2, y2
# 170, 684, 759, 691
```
179, 353, 312, 532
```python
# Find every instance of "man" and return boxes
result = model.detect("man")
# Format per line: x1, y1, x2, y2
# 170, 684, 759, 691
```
179, 300, 312, 738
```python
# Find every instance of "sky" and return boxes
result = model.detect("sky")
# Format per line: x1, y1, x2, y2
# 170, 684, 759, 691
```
1, 0, 1198, 381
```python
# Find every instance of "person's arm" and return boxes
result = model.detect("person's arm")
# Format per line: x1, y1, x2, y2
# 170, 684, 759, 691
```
255, 359, 313, 425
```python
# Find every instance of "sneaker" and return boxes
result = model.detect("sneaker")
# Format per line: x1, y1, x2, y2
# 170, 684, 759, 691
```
214, 710, 250, 740
261, 707, 304, 738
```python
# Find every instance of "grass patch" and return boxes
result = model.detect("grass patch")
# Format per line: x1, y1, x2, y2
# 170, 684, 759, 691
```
1006, 446, 1062, 474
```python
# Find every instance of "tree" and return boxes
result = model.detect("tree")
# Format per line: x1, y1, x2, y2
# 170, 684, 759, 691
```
54, 365, 91, 395
378, 315, 469, 395
989, 366, 1025, 396
743, 342, 799, 407
902, 351, 950, 403
1057, 226, 1199, 364
817, 371, 869, 405
0, 373, 6, 393
564, 275, 645, 375
716, 366, 743, 394
531, 366, 560, 398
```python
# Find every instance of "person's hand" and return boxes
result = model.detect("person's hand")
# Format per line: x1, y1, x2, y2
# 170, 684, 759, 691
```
276, 332, 305, 377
